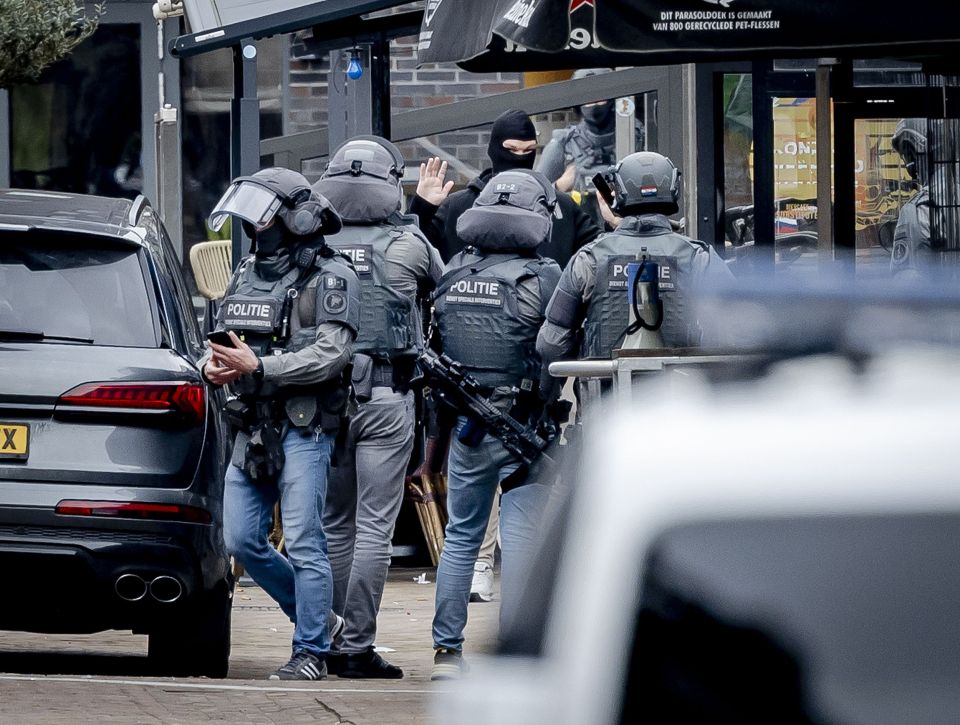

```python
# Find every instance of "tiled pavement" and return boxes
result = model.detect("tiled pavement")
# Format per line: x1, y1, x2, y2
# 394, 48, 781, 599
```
0, 568, 500, 724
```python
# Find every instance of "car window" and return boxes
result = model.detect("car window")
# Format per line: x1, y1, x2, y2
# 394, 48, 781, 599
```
620, 514, 960, 725
0, 233, 157, 347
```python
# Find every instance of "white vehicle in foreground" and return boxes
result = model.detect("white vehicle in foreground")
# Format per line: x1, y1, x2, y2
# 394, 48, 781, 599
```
441, 343, 960, 725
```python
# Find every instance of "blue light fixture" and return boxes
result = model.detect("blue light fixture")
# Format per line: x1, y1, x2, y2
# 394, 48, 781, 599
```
346, 49, 363, 80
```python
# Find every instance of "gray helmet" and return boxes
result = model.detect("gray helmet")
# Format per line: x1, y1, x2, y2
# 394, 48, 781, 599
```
572, 67, 612, 82
608, 151, 680, 216
208, 166, 342, 236
314, 135, 405, 223
891, 118, 929, 182
456, 169, 557, 251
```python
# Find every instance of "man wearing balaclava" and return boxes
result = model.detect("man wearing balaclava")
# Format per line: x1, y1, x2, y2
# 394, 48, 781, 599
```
410, 108, 599, 268
536, 68, 645, 228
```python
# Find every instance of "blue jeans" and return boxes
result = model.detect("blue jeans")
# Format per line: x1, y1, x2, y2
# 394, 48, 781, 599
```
432, 417, 549, 651
224, 427, 334, 657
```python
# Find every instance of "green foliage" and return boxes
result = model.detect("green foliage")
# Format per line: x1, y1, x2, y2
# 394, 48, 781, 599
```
0, 0, 104, 89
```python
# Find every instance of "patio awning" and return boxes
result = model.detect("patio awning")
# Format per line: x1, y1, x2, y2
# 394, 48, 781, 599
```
418, 0, 960, 70
416, 0, 618, 71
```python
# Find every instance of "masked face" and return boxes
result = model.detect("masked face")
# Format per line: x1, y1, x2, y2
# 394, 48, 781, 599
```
580, 100, 615, 133
252, 221, 287, 256
488, 109, 538, 174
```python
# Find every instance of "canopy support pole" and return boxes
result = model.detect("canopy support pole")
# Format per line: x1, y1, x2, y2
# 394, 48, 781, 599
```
230, 38, 260, 269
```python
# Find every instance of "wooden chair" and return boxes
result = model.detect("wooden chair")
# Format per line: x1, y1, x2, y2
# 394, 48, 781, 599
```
189, 240, 233, 300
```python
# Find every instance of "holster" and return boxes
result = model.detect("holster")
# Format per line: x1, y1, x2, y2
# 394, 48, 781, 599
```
351, 353, 375, 403
243, 419, 287, 486
224, 396, 257, 433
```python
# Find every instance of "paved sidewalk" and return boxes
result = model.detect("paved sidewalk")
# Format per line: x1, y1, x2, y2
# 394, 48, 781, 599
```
0, 567, 500, 724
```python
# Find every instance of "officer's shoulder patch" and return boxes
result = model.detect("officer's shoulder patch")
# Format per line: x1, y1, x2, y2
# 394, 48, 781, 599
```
322, 289, 348, 315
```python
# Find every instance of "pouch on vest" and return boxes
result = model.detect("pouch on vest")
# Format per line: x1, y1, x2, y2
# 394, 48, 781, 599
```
351, 353, 375, 403
244, 421, 286, 485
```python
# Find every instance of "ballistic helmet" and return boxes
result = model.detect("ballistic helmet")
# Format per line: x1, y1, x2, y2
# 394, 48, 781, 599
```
456, 169, 557, 252
314, 136, 405, 223
891, 118, 929, 182
208, 166, 342, 237
608, 151, 681, 216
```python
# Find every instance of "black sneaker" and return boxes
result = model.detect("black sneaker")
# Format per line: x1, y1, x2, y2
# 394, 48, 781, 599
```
268, 650, 327, 681
337, 647, 403, 679
325, 651, 344, 676
430, 647, 464, 681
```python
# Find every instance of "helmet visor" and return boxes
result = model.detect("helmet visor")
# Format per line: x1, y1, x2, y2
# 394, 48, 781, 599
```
207, 181, 284, 232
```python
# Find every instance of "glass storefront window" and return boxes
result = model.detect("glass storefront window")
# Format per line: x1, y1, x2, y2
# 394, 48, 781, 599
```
10, 24, 141, 197
853, 117, 913, 278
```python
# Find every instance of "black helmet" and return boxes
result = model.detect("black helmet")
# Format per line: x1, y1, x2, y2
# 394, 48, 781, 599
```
892, 118, 930, 182
608, 151, 680, 216
208, 166, 342, 236
314, 135, 405, 223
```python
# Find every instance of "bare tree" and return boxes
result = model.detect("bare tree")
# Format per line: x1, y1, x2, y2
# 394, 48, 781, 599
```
0, 0, 104, 88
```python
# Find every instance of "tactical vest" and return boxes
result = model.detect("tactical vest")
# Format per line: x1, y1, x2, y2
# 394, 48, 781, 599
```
219, 254, 354, 415
326, 222, 423, 360
434, 252, 550, 390
582, 215, 706, 358
555, 125, 617, 192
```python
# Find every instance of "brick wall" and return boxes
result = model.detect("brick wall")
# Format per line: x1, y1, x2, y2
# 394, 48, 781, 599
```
285, 2, 580, 187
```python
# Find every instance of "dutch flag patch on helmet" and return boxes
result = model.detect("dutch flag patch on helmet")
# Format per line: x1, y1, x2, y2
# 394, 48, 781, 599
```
640, 185, 658, 197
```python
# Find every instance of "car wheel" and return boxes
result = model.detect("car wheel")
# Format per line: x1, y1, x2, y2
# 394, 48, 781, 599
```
148, 583, 233, 678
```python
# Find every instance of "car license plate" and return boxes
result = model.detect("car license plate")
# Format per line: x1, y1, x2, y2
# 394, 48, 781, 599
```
0, 423, 29, 460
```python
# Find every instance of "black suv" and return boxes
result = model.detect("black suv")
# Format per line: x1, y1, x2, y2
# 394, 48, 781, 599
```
0, 190, 233, 677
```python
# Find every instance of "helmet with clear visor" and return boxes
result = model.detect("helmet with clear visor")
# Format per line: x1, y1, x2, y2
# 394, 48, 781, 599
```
208, 167, 341, 236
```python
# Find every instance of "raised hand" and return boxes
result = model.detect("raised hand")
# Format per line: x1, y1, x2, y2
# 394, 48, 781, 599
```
416, 157, 455, 206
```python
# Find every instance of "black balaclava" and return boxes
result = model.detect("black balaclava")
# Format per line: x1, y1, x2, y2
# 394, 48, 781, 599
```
581, 100, 615, 135
488, 109, 537, 174
243, 219, 295, 280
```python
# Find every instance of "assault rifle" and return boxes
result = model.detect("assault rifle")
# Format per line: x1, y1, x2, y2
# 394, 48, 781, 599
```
418, 349, 556, 490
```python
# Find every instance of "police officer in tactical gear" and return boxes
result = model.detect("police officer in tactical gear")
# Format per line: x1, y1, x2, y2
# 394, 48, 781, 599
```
890, 118, 934, 279
428, 169, 562, 681
313, 136, 443, 679
413, 110, 598, 603
411, 108, 599, 268
201, 167, 360, 681
537, 68, 645, 228
537, 152, 733, 369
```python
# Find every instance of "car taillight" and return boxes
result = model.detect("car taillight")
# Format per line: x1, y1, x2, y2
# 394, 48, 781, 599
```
55, 500, 212, 524
57, 382, 205, 425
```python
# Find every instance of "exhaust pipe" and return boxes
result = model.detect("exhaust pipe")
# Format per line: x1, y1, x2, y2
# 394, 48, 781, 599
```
115, 573, 148, 602
149, 575, 183, 603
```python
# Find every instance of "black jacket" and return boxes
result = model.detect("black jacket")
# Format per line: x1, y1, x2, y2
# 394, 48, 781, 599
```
409, 168, 600, 268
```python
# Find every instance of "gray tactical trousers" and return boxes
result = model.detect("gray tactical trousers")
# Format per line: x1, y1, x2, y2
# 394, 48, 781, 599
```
324, 387, 415, 653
